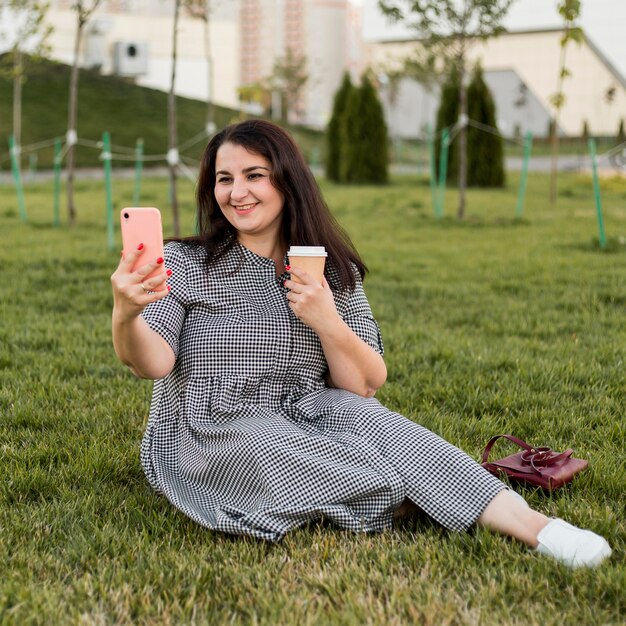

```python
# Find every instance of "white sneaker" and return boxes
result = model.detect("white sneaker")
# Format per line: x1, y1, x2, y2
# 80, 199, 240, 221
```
535, 518, 612, 568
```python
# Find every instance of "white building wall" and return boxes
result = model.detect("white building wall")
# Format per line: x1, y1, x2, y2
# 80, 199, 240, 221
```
43, 4, 240, 109
25, 0, 366, 128
304, 0, 350, 127
367, 30, 626, 137
469, 30, 626, 136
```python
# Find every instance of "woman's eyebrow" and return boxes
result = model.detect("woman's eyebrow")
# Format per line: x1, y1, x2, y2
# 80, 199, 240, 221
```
216, 165, 271, 176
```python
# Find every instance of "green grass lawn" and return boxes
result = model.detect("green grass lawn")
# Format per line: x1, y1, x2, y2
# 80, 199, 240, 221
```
1, 171, 625, 625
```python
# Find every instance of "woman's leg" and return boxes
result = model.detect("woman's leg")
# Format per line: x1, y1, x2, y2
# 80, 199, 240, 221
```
477, 490, 612, 568
477, 490, 548, 547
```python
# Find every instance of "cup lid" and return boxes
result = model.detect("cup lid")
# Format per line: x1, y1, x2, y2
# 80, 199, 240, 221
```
288, 245, 327, 257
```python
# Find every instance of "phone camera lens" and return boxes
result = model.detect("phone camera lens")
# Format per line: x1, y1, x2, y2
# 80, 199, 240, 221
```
123, 212, 129, 219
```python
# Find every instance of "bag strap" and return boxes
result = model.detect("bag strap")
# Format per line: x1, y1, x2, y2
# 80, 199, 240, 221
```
527, 448, 573, 473
481, 434, 534, 464
482, 434, 574, 476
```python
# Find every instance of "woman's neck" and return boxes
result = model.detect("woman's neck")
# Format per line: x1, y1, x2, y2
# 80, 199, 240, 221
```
238, 235, 286, 275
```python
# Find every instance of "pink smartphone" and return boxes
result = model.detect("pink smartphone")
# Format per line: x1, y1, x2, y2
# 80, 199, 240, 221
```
120, 207, 165, 283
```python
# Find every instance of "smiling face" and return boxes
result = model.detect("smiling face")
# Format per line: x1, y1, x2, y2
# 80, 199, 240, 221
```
214, 142, 285, 248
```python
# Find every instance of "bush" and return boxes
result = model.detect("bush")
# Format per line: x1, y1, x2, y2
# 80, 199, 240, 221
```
466, 64, 505, 187
325, 72, 353, 182
335, 73, 388, 184
617, 118, 625, 145
434, 66, 460, 184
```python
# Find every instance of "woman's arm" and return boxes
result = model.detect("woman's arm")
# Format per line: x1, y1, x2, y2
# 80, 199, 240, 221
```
111, 246, 176, 379
285, 268, 387, 397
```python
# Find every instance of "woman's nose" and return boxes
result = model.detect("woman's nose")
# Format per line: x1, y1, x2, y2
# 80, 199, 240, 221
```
230, 177, 248, 201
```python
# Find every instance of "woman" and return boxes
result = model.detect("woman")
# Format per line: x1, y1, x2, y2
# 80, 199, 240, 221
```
111, 119, 611, 568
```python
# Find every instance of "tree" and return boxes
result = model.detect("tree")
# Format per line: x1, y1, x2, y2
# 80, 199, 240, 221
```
266, 47, 308, 124
325, 72, 353, 182
340, 73, 388, 184
548, 0, 582, 204
434, 64, 460, 184
183, 0, 217, 135
617, 119, 625, 145
0, 0, 52, 165
379, 0, 513, 218
168, 0, 182, 237
66, 0, 102, 224
237, 81, 272, 116
581, 119, 589, 142
466, 63, 504, 187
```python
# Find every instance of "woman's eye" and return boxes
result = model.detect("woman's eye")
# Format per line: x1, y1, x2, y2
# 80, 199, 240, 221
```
248, 173, 263, 180
217, 176, 232, 184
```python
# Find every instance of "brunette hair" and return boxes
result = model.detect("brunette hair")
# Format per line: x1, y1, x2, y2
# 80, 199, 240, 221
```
177, 119, 366, 291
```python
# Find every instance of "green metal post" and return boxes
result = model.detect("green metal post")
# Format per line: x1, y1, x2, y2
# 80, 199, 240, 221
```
437, 128, 449, 218
515, 131, 533, 218
53, 137, 62, 226
102, 132, 114, 250
8, 135, 27, 222
133, 138, 144, 206
588, 138, 606, 249
427, 125, 438, 217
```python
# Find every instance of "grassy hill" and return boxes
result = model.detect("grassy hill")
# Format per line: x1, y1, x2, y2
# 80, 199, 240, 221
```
0, 56, 324, 171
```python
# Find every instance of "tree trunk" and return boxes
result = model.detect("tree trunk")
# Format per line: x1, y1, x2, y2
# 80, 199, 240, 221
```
67, 17, 84, 225
457, 53, 467, 220
550, 25, 569, 205
168, 0, 181, 237
203, 1, 214, 134
549, 117, 559, 204
13, 48, 23, 155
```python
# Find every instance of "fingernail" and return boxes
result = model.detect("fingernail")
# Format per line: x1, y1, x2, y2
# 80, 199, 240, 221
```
137, 243, 144, 250
166, 269, 173, 276
285, 265, 291, 271
167, 285, 171, 292
156, 257, 164, 264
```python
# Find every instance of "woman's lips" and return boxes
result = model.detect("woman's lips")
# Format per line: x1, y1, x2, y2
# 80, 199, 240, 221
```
232, 202, 258, 214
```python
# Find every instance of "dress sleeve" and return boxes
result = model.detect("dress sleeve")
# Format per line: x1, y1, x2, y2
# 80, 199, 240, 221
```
141, 242, 188, 358
341, 269, 384, 356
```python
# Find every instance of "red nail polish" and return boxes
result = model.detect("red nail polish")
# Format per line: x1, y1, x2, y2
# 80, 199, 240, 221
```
137, 243, 144, 250
167, 285, 171, 292
156, 257, 164, 264
166, 269, 173, 276
285, 265, 291, 271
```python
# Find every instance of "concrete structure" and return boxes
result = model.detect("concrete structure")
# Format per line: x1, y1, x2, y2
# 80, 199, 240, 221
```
367, 29, 626, 138
377, 67, 553, 140
35, 0, 364, 129
42, 0, 241, 110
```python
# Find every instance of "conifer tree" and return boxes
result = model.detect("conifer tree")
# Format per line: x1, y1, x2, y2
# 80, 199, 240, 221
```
340, 73, 389, 184
466, 64, 505, 187
434, 66, 460, 184
617, 119, 625, 145
340, 80, 362, 183
326, 72, 353, 182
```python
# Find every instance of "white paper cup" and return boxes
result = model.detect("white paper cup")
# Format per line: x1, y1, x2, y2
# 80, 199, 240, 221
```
288, 245, 327, 284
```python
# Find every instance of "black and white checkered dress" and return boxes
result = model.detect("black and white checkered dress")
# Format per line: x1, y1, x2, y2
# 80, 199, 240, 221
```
140, 241, 505, 541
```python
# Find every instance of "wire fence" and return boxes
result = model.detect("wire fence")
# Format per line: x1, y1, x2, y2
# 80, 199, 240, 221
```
2, 120, 622, 250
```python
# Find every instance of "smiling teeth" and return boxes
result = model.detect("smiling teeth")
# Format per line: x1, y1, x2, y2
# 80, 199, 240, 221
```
234, 203, 256, 211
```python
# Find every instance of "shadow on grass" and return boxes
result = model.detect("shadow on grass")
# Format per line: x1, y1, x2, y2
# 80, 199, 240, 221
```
562, 236, 626, 255
430, 215, 532, 229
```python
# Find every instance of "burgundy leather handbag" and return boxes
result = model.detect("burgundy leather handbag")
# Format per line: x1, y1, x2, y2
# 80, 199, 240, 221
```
481, 434, 589, 490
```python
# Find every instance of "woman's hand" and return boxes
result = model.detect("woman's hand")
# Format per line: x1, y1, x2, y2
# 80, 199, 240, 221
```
110, 244, 175, 379
111, 244, 171, 322
284, 266, 387, 397
284, 267, 340, 334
